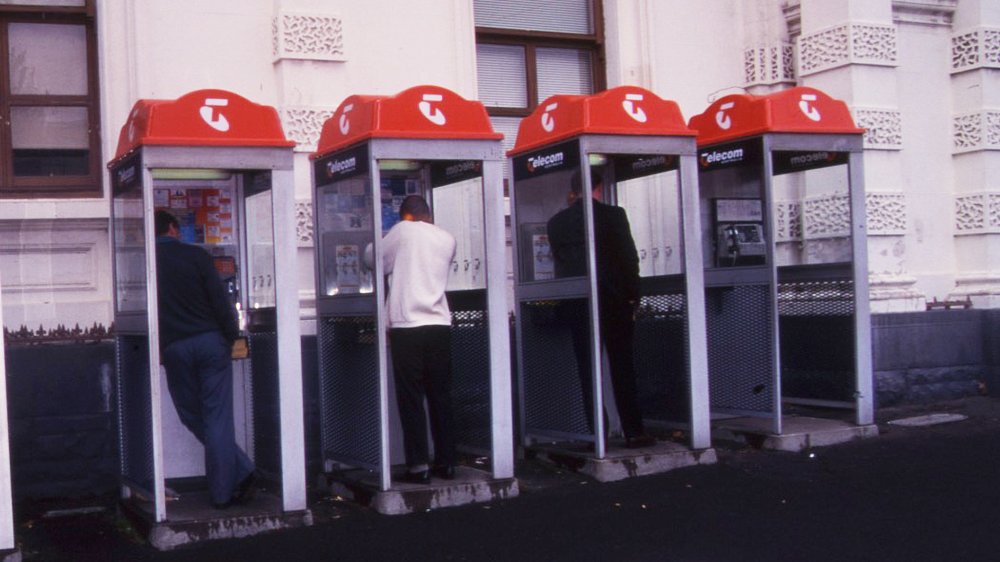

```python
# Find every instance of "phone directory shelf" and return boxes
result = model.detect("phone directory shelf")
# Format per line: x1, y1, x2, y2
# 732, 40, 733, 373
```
108, 89, 309, 549
310, 85, 515, 512
508, 86, 714, 480
689, 87, 874, 440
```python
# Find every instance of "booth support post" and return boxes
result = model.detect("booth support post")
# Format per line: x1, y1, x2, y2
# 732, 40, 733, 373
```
273, 167, 307, 511
849, 152, 874, 426
484, 157, 515, 478
141, 166, 168, 523
0, 273, 16, 554
761, 138, 783, 436
679, 154, 712, 450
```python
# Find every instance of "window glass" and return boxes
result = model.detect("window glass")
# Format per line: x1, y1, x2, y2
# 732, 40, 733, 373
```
11, 106, 89, 176
474, 0, 593, 34
9, 23, 87, 96
476, 44, 527, 108
536, 47, 593, 101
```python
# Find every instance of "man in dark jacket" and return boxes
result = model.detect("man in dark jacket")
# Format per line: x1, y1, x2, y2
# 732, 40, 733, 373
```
154, 209, 256, 508
547, 170, 655, 449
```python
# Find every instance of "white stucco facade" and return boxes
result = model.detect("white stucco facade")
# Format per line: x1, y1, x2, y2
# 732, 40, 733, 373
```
0, 0, 997, 330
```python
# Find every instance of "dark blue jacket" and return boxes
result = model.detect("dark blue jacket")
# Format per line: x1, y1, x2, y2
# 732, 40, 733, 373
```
155, 236, 240, 350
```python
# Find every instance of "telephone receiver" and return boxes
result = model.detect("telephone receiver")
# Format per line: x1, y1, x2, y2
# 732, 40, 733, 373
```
725, 225, 740, 256
199, 98, 231, 132
418, 94, 446, 126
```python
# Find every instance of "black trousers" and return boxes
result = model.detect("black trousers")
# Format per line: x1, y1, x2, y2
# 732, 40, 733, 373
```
389, 325, 456, 469
563, 299, 645, 439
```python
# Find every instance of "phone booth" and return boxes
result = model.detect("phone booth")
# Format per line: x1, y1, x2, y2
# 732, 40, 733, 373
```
688, 87, 876, 445
310, 85, 515, 513
0, 278, 18, 562
108, 89, 309, 548
508, 86, 714, 480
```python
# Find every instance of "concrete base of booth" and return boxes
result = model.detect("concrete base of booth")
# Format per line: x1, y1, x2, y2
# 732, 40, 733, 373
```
712, 416, 879, 452
526, 439, 718, 482
0, 548, 20, 562
119, 490, 313, 551
318, 466, 519, 515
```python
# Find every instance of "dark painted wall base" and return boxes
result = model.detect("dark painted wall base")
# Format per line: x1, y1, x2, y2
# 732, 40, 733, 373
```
3, 308, 997, 500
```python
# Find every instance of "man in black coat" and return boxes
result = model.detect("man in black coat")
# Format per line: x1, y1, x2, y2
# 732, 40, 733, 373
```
154, 209, 257, 508
547, 170, 655, 449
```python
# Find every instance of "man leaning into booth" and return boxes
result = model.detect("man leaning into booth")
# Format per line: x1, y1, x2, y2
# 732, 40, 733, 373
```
381, 195, 458, 484
154, 209, 258, 509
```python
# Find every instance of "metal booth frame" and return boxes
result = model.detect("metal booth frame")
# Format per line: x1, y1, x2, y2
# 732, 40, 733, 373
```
508, 86, 712, 458
689, 87, 873, 435
310, 85, 513, 492
108, 89, 306, 523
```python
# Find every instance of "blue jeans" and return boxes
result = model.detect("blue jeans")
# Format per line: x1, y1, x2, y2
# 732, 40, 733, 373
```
162, 331, 254, 505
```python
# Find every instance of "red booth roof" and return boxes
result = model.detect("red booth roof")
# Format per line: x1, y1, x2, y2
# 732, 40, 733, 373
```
508, 86, 694, 157
313, 85, 502, 159
688, 87, 864, 146
109, 89, 294, 165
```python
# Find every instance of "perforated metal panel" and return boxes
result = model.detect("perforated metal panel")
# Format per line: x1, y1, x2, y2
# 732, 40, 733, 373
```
248, 331, 281, 478
634, 291, 690, 423
450, 309, 491, 454
519, 299, 590, 438
318, 316, 381, 469
706, 284, 775, 413
778, 278, 856, 402
116, 334, 154, 492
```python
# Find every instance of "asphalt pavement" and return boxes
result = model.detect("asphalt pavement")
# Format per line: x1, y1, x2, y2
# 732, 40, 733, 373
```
16, 396, 1000, 562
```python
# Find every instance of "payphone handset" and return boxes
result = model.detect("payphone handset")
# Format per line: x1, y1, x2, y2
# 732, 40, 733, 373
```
713, 198, 766, 267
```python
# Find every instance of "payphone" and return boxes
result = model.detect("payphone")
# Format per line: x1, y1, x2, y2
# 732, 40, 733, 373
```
108, 89, 308, 546
509, 86, 712, 470
311, 85, 514, 506
688, 87, 873, 435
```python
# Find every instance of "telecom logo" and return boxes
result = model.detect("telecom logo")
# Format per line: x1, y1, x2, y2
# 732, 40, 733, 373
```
631, 155, 670, 172
326, 156, 357, 177
445, 161, 477, 177
116, 165, 136, 185
699, 147, 744, 168
788, 151, 834, 167
526, 151, 564, 173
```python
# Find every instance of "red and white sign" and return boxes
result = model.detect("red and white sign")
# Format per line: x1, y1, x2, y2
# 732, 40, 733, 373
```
313, 85, 502, 160
688, 87, 864, 146
509, 86, 694, 157
110, 89, 294, 164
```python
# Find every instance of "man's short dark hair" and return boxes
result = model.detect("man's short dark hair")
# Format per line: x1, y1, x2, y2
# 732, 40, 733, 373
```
399, 195, 431, 220
155, 210, 179, 236
570, 168, 604, 194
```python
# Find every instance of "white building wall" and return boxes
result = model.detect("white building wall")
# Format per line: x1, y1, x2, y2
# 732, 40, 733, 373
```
1, 0, 997, 332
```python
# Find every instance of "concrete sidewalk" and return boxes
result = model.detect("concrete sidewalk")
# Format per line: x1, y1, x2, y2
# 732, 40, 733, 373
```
15, 396, 1000, 561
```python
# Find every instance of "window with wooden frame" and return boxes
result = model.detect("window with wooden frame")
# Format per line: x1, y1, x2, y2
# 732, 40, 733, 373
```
0, 0, 100, 198
474, 0, 605, 157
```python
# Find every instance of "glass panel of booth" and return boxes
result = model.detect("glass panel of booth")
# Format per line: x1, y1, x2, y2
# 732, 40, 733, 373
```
429, 162, 487, 292
245, 173, 276, 310
611, 154, 684, 278
513, 167, 581, 284
316, 175, 374, 297
770, 150, 852, 267
112, 184, 147, 314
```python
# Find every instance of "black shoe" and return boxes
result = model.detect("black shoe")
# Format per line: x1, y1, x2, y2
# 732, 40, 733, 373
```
432, 465, 456, 480
235, 471, 260, 504
625, 434, 656, 449
400, 470, 430, 484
